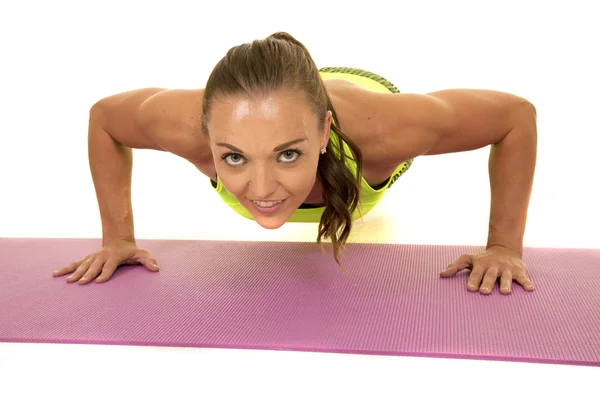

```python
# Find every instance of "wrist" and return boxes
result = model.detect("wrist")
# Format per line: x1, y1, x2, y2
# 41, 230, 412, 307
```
103, 236, 136, 247
486, 241, 523, 257
487, 221, 524, 255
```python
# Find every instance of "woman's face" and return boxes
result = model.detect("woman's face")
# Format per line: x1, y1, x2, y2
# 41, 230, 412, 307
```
207, 89, 331, 229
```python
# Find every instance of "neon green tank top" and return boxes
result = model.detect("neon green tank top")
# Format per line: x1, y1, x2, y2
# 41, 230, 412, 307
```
210, 67, 413, 223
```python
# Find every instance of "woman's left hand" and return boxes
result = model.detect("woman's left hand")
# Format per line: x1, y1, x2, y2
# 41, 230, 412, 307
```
440, 245, 535, 295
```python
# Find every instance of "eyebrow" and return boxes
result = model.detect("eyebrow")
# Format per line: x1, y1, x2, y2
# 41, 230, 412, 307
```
215, 137, 308, 153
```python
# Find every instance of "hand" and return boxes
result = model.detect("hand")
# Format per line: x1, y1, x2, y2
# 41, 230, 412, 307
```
52, 238, 159, 285
440, 245, 535, 295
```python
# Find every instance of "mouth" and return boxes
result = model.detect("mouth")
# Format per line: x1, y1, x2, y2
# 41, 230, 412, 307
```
250, 198, 287, 214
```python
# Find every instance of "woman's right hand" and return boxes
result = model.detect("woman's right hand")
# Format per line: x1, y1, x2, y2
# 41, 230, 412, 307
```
52, 238, 160, 285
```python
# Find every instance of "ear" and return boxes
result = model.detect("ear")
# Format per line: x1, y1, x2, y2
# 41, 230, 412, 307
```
322, 110, 332, 147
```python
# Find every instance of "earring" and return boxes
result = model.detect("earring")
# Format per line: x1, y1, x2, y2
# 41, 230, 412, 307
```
320, 147, 327, 154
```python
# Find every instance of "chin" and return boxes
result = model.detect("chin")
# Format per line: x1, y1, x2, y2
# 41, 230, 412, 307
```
254, 217, 287, 230
242, 198, 297, 229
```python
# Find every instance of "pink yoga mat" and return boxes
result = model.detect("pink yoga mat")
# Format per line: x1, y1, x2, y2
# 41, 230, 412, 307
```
1, 238, 599, 366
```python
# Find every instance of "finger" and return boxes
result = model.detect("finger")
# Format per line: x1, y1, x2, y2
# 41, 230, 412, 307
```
53, 258, 87, 277
95, 258, 121, 283
79, 258, 106, 285
440, 254, 472, 277
514, 271, 535, 291
466, 264, 486, 292
141, 258, 160, 272
66, 258, 94, 283
499, 270, 513, 295
479, 267, 500, 295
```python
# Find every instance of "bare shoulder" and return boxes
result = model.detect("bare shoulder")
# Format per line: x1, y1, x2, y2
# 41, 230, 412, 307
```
137, 88, 212, 161
325, 80, 427, 181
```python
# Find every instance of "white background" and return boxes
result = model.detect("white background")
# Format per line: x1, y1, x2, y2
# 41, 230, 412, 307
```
1, 0, 598, 399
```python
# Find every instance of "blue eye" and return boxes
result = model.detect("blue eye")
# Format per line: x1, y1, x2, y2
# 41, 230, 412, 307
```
278, 150, 302, 163
222, 153, 246, 166
221, 149, 302, 167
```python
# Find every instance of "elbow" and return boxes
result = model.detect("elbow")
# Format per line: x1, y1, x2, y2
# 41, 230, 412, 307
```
509, 100, 537, 133
523, 100, 536, 119
514, 99, 537, 120
89, 101, 107, 126
496, 100, 537, 147
90, 100, 104, 116
512, 101, 538, 148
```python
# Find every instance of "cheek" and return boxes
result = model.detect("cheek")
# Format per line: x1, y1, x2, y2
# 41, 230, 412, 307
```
214, 164, 246, 195
224, 180, 247, 199
280, 154, 319, 190
284, 166, 316, 192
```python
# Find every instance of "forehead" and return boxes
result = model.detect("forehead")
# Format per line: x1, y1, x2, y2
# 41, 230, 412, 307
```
208, 90, 317, 135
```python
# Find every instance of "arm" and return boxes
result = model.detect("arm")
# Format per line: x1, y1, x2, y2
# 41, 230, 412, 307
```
372, 88, 537, 254
423, 90, 538, 256
486, 104, 537, 256
88, 109, 136, 246
88, 88, 166, 246
371, 88, 537, 294
53, 88, 213, 285
89, 88, 212, 246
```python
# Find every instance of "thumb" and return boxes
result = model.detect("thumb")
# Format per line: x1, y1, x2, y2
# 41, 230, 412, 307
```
440, 254, 472, 277
141, 258, 160, 272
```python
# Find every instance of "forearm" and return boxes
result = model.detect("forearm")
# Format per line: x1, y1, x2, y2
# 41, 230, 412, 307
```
486, 103, 537, 256
88, 107, 136, 246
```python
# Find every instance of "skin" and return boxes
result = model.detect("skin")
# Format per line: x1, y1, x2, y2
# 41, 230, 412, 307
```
206, 90, 332, 229
53, 78, 538, 294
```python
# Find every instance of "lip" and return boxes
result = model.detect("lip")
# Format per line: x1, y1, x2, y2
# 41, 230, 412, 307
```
250, 198, 287, 215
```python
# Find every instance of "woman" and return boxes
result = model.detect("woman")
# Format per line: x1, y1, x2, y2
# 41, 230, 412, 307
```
53, 32, 537, 295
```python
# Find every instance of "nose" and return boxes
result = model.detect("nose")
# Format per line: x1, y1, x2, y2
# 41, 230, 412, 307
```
249, 165, 278, 199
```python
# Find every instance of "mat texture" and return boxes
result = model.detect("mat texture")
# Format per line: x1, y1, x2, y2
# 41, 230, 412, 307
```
1, 238, 599, 366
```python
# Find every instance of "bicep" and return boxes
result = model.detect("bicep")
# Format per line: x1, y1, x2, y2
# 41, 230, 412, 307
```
423, 89, 531, 155
137, 89, 212, 162
370, 93, 452, 163
92, 88, 166, 150
375, 89, 533, 160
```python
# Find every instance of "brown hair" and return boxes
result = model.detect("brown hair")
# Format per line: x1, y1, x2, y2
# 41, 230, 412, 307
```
201, 32, 363, 270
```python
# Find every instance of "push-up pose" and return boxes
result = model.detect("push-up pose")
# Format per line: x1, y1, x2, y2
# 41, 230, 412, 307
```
53, 32, 537, 295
